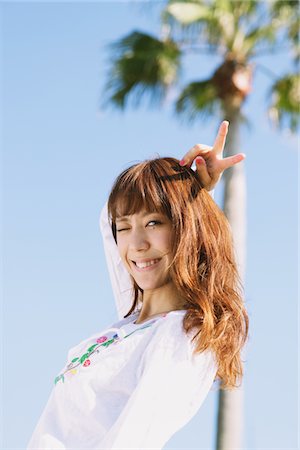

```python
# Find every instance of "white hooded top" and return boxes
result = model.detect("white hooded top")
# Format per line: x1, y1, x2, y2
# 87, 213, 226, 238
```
26, 202, 218, 450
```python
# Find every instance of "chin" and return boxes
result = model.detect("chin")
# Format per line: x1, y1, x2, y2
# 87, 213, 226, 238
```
134, 278, 170, 292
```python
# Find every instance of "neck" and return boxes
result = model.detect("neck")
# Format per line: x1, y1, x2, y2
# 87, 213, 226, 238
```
136, 282, 187, 323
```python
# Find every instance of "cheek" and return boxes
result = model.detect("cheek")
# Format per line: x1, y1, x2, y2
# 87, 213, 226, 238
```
116, 240, 126, 260
157, 231, 174, 252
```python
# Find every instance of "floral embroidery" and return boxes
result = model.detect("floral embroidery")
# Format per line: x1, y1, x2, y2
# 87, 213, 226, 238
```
83, 359, 91, 367
54, 320, 158, 385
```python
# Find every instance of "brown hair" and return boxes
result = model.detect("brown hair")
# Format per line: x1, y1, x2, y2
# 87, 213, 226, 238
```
107, 157, 249, 389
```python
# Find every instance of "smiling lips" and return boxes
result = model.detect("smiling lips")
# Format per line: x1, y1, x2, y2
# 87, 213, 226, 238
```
131, 258, 162, 271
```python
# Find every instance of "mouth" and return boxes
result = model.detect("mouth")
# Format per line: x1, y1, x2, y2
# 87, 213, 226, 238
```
131, 258, 162, 272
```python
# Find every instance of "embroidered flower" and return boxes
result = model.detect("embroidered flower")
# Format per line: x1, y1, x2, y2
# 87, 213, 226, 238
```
83, 359, 91, 367
55, 335, 120, 384
54, 320, 160, 385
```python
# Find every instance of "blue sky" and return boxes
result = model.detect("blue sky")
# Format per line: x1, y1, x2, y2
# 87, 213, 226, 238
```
2, 2, 298, 449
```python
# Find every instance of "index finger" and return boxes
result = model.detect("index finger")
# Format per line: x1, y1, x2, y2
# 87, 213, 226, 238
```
179, 144, 212, 167
213, 120, 229, 155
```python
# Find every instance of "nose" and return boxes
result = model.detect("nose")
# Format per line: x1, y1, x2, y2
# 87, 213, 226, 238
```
128, 228, 150, 252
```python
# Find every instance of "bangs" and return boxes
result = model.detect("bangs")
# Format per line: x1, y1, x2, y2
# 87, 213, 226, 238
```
107, 157, 202, 244
108, 160, 176, 222
113, 190, 166, 220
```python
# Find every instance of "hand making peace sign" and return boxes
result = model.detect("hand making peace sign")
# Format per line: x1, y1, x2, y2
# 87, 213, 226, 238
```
179, 121, 246, 191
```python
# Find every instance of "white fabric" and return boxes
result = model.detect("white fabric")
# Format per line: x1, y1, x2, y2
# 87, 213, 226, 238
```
27, 190, 217, 450
99, 202, 134, 320
27, 311, 217, 450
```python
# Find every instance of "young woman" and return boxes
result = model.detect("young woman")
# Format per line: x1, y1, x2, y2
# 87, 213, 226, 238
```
27, 121, 248, 450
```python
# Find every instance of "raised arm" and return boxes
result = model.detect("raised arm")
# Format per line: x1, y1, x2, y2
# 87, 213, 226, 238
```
99, 202, 133, 320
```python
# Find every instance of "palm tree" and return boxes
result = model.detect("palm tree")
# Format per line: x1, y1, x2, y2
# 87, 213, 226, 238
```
103, 1, 299, 448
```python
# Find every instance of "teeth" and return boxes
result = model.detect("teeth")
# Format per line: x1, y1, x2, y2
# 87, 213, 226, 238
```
135, 259, 160, 269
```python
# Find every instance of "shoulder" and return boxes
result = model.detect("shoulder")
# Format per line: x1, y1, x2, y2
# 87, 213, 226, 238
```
144, 311, 217, 371
151, 310, 196, 348
135, 312, 217, 388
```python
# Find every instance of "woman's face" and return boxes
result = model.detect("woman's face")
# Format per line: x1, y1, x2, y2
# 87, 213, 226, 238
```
115, 209, 175, 291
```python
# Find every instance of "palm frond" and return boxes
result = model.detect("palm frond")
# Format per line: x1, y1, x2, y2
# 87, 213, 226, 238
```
243, 24, 278, 57
165, 0, 261, 52
166, 0, 212, 25
175, 79, 220, 122
104, 31, 181, 109
270, 0, 300, 62
268, 73, 300, 132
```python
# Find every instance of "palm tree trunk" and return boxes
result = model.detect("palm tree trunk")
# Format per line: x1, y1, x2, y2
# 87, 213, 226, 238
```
216, 104, 247, 450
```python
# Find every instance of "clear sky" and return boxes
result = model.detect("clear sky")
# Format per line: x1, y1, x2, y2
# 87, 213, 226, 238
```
2, 2, 298, 449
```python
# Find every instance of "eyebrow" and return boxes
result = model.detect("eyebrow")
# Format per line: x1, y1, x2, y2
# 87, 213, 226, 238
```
115, 211, 162, 222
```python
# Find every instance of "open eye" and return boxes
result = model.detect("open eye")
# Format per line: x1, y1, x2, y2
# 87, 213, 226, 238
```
147, 220, 162, 227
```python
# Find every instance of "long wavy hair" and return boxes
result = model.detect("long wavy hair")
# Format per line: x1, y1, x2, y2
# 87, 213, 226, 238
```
107, 157, 249, 389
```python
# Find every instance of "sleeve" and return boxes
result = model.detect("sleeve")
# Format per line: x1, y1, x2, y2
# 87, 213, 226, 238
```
98, 320, 218, 450
99, 201, 134, 320
99, 190, 214, 321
